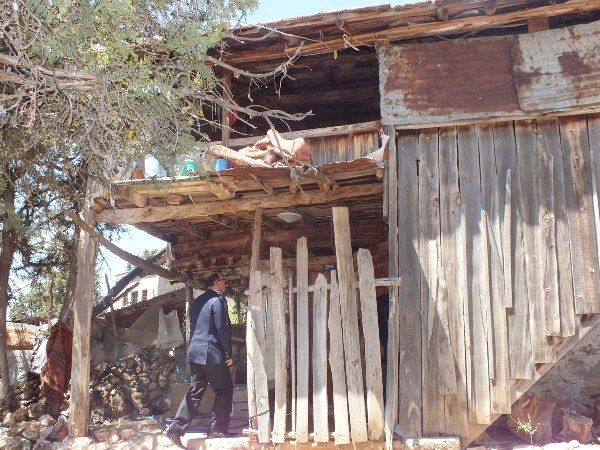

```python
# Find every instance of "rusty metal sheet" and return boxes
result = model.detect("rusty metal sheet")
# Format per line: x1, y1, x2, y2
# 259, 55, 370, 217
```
379, 20, 600, 127
379, 35, 522, 126
514, 20, 600, 112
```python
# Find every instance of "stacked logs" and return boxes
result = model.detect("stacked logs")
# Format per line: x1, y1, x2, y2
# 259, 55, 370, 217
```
209, 129, 311, 168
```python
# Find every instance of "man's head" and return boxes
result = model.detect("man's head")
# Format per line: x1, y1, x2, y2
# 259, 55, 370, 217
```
205, 272, 226, 295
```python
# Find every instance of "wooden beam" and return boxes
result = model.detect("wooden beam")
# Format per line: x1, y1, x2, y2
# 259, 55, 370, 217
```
296, 236, 310, 443
247, 209, 262, 430
66, 211, 188, 284
224, 0, 600, 64
99, 183, 383, 225
328, 270, 351, 445
270, 247, 287, 444
527, 16, 549, 32
68, 200, 99, 437
249, 172, 274, 195
333, 207, 368, 442
312, 273, 329, 443
172, 223, 385, 255
207, 214, 245, 231
119, 187, 147, 208
168, 220, 208, 240
214, 121, 381, 148
357, 249, 385, 441
206, 180, 235, 199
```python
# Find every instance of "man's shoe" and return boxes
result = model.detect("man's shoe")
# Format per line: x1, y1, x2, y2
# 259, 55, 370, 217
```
209, 430, 231, 438
164, 427, 186, 449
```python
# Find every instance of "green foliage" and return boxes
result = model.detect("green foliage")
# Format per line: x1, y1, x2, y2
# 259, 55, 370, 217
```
510, 415, 539, 445
3, 0, 259, 184
10, 271, 67, 321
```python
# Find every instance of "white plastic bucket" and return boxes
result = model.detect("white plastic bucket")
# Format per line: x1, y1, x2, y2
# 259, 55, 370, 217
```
144, 154, 167, 178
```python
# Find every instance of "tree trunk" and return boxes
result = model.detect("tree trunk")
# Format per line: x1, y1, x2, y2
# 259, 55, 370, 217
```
58, 231, 80, 325
0, 169, 17, 409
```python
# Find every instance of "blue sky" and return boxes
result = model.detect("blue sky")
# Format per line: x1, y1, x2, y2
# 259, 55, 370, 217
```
100, 0, 410, 291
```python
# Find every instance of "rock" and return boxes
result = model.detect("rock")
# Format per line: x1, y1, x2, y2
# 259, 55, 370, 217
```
32, 441, 56, 450
88, 444, 110, 450
27, 402, 46, 421
543, 442, 579, 450
60, 436, 94, 449
47, 416, 68, 442
14, 408, 30, 423
38, 426, 53, 442
119, 428, 136, 440
138, 408, 150, 416
509, 394, 556, 444
5, 436, 32, 450
37, 416, 55, 428
23, 422, 44, 439
4, 412, 16, 427
512, 446, 542, 450
559, 412, 593, 444
8, 426, 25, 437
90, 427, 119, 443
156, 433, 177, 447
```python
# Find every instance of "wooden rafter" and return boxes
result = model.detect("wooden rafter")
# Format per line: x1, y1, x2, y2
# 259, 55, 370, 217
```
249, 172, 274, 195
98, 183, 383, 225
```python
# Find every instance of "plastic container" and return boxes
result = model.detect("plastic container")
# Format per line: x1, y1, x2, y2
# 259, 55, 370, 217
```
180, 159, 198, 176
215, 158, 231, 171
144, 154, 167, 178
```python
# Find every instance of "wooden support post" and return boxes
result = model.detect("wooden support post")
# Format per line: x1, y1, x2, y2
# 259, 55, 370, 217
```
249, 270, 271, 443
384, 125, 398, 449
295, 237, 309, 443
68, 199, 99, 437
246, 209, 262, 430
312, 273, 329, 443
328, 271, 351, 445
332, 207, 368, 442
270, 248, 287, 444
357, 249, 385, 441
288, 270, 297, 434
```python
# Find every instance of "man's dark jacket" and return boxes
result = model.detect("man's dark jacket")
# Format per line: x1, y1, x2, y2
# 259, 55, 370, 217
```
186, 289, 232, 365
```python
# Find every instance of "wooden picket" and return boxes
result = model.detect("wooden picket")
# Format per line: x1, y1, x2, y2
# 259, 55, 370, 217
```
244, 214, 388, 445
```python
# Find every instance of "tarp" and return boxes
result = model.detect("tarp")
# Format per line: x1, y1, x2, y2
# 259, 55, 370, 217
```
156, 309, 184, 349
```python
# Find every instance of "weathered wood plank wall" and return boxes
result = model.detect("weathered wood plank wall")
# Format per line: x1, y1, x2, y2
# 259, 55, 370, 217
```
389, 113, 600, 437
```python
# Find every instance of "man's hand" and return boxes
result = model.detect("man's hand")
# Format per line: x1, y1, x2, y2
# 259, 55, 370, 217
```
225, 359, 233, 367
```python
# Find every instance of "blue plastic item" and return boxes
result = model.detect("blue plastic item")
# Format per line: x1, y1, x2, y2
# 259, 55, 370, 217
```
215, 158, 231, 171
180, 160, 198, 176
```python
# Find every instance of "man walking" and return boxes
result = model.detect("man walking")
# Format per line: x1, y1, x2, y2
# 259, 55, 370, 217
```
165, 272, 234, 447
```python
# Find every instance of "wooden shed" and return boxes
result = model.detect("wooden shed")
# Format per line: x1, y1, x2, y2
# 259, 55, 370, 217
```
82, 0, 600, 446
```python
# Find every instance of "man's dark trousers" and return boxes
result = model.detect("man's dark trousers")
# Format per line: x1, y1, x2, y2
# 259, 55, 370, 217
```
171, 362, 233, 434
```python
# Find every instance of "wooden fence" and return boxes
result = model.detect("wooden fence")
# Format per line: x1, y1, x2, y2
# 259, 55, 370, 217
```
387, 114, 600, 438
246, 207, 390, 444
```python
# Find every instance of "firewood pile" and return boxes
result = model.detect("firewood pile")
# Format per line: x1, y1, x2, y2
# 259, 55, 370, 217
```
209, 129, 311, 168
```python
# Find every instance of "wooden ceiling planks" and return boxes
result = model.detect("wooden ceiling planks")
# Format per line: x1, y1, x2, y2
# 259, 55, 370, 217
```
221, 0, 594, 65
